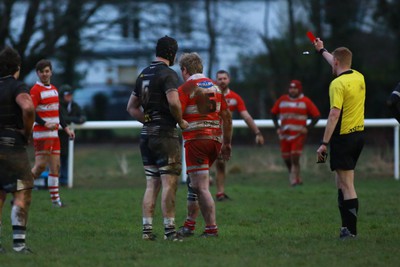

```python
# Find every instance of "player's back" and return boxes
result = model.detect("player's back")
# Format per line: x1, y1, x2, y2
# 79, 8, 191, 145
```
179, 75, 227, 142
134, 61, 179, 136
0, 76, 26, 130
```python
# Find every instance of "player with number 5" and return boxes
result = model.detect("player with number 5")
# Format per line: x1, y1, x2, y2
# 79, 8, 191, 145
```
177, 52, 232, 238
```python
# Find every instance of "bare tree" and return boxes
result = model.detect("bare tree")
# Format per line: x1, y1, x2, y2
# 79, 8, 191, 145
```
0, 0, 105, 81
205, 0, 218, 77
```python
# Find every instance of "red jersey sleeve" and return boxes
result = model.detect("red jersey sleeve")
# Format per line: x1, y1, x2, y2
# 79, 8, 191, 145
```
226, 90, 247, 112
178, 85, 189, 113
30, 85, 40, 108
236, 97, 246, 112
305, 97, 321, 118
270, 96, 283, 115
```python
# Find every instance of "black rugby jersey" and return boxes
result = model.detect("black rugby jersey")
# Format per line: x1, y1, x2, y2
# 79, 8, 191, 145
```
133, 61, 179, 137
0, 76, 30, 147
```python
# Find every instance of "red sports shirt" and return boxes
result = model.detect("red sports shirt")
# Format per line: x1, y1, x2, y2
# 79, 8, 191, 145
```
271, 94, 320, 140
30, 82, 60, 139
224, 89, 247, 112
178, 74, 228, 142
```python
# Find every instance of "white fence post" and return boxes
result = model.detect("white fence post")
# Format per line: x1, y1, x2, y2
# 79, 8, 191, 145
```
67, 138, 74, 188
181, 140, 186, 183
394, 125, 399, 180
67, 119, 400, 187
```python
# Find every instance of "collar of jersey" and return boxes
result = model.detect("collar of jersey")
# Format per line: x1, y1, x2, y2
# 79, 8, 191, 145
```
0, 75, 13, 80
36, 81, 52, 88
187, 73, 206, 81
337, 69, 353, 77
151, 61, 168, 66
289, 93, 304, 100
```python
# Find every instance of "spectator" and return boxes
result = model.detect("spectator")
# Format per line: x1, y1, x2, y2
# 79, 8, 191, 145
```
58, 85, 86, 186
387, 82, 400, 123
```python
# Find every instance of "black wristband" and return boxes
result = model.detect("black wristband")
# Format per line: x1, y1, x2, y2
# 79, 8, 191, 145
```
319, 48, 327, 55
35, 112, 46, 126
320, 141, 329, 146
255, 131, 261, 136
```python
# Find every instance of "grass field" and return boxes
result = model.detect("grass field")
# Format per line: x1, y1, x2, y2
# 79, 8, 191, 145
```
1, 143, 399, 267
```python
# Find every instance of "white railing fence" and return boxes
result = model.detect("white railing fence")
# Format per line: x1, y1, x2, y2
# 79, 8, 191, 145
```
67, 119, 400, 188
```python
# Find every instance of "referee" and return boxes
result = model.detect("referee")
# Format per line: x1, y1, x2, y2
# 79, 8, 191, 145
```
314, 38, 365, 240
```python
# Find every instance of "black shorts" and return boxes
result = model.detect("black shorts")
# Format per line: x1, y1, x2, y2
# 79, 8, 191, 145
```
139, 135, 182, 176
330, 131, 364, 171
0, 147, 34, 193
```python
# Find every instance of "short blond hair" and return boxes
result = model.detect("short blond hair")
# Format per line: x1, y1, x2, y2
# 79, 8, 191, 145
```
179, 52, 203, 75
332, 47, 352, 68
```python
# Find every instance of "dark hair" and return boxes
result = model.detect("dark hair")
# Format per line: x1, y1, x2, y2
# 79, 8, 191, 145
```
216, 70, 230, 78
35, 59, 52, 72
156, 36, 178, 66
0, 46, 21, 77
60, 84, 73, 95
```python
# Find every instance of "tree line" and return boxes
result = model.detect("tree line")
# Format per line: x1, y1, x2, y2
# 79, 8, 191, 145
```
1, 0, 399, 119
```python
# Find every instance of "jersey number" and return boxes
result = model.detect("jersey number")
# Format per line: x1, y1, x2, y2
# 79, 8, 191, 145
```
141, 80, 150, 105
196, 92, 217, 114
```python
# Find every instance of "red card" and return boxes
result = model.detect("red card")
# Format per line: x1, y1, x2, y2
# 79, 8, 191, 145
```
306, 31, 316, 43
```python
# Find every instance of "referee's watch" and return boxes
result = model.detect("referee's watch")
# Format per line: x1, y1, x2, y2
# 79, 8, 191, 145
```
320, 141, 329, 146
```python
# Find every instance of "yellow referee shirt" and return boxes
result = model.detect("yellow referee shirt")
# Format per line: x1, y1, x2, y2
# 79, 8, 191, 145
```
329, 69, 365, 135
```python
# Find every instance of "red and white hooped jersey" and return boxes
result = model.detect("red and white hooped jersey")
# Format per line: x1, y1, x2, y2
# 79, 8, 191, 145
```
271, 94, 320, 141
223, 89, 247, 113
178, 74, 228, 143
30, 82, 60, 139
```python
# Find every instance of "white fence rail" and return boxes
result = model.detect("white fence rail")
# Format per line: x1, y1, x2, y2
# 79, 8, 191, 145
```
67, 119, 400, 188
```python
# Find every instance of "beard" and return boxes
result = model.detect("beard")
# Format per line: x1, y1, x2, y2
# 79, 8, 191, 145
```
218, 83, 227, 90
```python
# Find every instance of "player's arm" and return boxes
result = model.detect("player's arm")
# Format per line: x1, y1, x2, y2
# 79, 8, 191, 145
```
314, 38, 334, 67
302, 115, 320, 134
271, 113, 280, 129
166, 89, 188, 130
303, 99, 321, 133
34, 111, 58, 130
30, 88, 46, 127
34, 111, 46, 126
127, 93, 145, 123
307, 116, 320, 129
15, 92, 35, 141
178, 86, 189, 113
220, 109, 233, 161
271, 113, 282, 136
240, 110, 264, 145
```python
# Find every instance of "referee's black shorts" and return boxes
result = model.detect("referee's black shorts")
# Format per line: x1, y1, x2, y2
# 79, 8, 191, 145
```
330, 131, 364, 171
